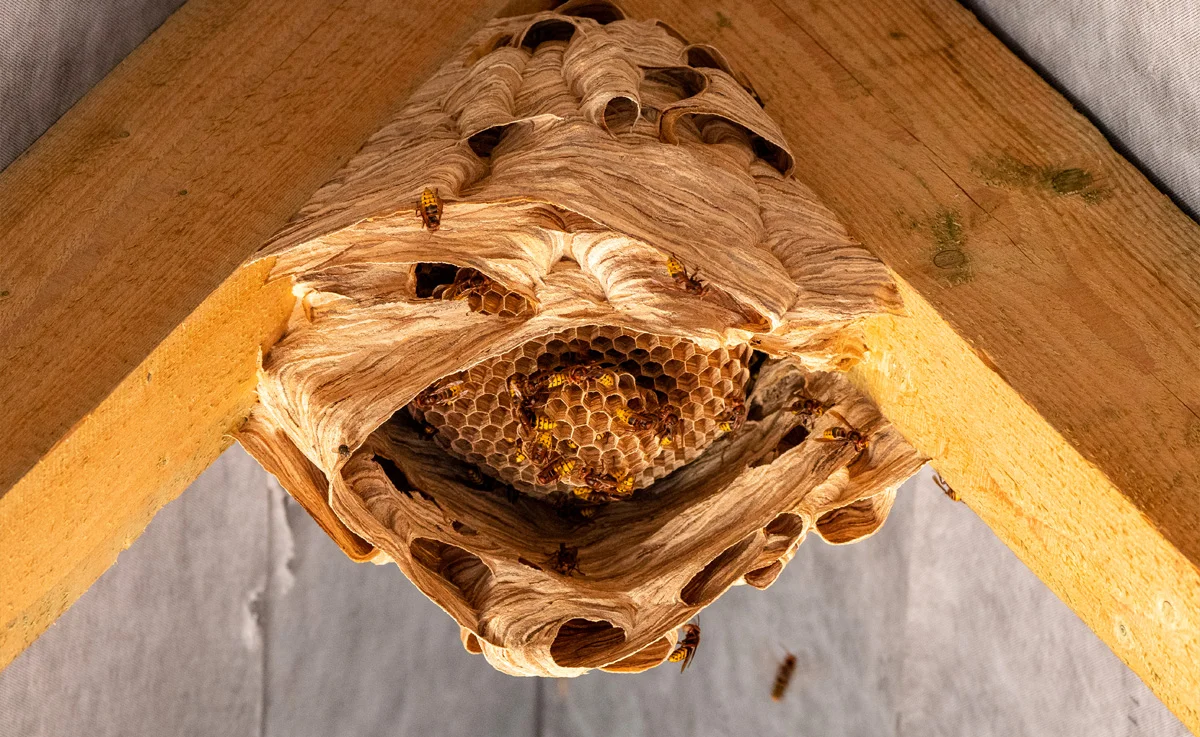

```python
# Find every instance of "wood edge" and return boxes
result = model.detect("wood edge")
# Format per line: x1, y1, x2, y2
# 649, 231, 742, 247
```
0, 261, 294, 672
850, 275, 1200, 732
237, 413, 378, 563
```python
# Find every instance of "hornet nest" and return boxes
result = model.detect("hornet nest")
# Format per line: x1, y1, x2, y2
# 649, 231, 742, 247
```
239, 0, 925, 677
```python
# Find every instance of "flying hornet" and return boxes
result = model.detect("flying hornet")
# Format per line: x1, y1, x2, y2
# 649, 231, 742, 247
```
771, 652, 797, 701
668, 623, 701, 672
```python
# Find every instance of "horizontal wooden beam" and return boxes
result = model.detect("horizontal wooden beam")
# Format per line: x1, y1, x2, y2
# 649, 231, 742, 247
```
0, 0, 505, 671
617, 0, 1200, 728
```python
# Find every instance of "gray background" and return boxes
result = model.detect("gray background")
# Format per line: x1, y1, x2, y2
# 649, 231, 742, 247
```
1, 1, 1196, 735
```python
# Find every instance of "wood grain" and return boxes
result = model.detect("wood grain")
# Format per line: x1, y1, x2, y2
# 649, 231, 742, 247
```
613, 0, 1200, 728
0, 0, 507, 672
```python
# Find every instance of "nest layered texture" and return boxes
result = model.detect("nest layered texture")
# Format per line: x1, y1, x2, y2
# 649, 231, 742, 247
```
241, 1, 924, 678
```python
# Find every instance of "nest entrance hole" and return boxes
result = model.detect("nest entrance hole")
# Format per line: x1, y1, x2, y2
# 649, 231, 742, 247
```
413, 263, 459, 299
550, 618, 628, 668
680, 531, 761, 606
409, 537, 493, 613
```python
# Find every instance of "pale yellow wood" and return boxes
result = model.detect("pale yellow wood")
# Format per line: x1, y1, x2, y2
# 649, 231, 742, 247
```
0, 262, 291, 671
2, 0, 1196, 724
0, 0, 507, 672
613, 0, 1200, 728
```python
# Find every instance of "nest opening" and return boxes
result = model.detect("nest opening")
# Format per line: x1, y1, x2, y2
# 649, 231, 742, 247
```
680, 531, 762, 606
685, 45, 732, 74
520, 18, 577, 49
743, 560, 784, 590
764, 512, 804, 539
409, 537, 493, 612
601, 635, 673, 673
468, 124, 510, 158
603, 96, 640, 133
413, 263, 460, 298
773, 424, 811, 456
550, 618, 628, 668
375, 455, 415, 495
816, 495, 889, 544
463, 631, 483, 654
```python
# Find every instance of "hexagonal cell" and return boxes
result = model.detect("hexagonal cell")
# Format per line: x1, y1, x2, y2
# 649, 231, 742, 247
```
641, 361, 663, 377
546, 396, 569, 416
671, 342, 694, 359
684, 354, 706, 373
676, 372, 700, 392
572, 425, 596, 447
611, 334, 635, 352
564, 404, 588, 426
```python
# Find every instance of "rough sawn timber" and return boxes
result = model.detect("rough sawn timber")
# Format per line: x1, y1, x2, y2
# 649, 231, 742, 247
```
1, 0, 1198, 727
0, 0, 506, 673
611, 0, 1200, 729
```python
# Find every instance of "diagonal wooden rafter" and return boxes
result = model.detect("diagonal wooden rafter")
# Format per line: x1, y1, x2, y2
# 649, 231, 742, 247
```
2, 0, 1198, 729
0, 0, 508, 672
615, 0, 1200, 727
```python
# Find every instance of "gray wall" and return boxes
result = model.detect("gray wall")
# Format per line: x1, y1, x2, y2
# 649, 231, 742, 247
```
1, 2, 1196, 735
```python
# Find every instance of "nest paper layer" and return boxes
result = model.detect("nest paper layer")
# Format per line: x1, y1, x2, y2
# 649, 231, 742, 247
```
240, 1, 924, 678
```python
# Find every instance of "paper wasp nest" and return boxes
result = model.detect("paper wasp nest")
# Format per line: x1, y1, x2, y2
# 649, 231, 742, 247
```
240, 0, 924, 677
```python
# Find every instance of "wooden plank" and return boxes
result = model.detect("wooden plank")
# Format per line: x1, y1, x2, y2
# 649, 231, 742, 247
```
616, 0, 1200, 729
0, 0, 506, 672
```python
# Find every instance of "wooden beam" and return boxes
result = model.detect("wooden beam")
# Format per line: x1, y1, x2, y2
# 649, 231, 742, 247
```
5, 0, 1199, 726
0, 0, 505, 671
616, 0, 1200, 728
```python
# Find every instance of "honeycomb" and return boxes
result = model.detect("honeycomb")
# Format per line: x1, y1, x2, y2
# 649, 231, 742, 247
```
417, 265, 531, 318
413, 324, 751, 499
